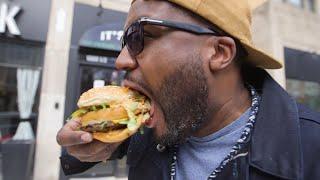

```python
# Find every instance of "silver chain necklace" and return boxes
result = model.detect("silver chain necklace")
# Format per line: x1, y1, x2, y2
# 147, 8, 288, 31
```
170, 86, 260, 180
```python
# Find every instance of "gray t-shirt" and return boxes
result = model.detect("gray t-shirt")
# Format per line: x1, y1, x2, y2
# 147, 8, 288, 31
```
176, 108, 251, 180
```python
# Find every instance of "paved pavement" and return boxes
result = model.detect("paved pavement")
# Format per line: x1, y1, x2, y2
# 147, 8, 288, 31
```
70, 177, 127, 180
0, 154, 127, 180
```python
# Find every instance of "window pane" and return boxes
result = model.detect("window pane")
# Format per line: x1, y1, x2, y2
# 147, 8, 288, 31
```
0, 40, 44, 67
306, 0, 316, 12
79, 66, 126, 95
0, 66, 39, 138
0, 67, 18, 112
288, 0, 302, 7
286, 79, 320, 111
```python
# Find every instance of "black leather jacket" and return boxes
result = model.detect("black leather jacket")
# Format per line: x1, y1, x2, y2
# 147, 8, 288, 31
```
60, 69, 320, 180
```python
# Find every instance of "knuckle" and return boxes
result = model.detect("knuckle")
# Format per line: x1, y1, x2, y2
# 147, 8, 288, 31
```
56, 130, 64, 145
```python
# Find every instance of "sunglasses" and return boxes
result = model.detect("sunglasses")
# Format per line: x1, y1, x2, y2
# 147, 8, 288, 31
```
121, 17, 225, 57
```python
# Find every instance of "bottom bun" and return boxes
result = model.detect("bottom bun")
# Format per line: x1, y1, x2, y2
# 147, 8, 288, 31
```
92, 116, 142, 143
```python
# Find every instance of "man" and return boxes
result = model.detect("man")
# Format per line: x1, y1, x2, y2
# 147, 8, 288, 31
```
57, 0, 320, 179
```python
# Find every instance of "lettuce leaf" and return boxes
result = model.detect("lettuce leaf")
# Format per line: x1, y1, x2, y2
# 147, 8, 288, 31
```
125, 102, 139, 112
127, 121, 138, 131
142, 113, 150, 122
101, 103, 109, 109
119, 120, 129, 125
71, 109, 88, 118
127, 117, 138, 131
91, 106, 97, 111
139, 127, 144, 134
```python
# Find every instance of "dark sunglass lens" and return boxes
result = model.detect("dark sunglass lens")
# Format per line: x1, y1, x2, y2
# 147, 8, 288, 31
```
120, 35, 125, 49
127, 23, 144, 56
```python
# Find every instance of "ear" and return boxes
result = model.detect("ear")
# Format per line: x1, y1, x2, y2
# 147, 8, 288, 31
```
200, 36, 237, 72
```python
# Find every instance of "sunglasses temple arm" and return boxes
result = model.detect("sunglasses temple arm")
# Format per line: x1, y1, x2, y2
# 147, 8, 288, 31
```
158, 21, 218, 35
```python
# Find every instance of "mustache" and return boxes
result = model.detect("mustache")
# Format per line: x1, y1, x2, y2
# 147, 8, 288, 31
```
123, 70, 132, 82
124, 71, 140, 85
123, 71, 154, 97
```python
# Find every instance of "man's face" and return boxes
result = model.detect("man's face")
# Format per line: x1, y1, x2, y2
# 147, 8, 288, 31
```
116, 0, 210, 146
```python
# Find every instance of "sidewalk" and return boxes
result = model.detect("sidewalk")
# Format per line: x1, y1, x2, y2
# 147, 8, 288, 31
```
70, 177, 127, 180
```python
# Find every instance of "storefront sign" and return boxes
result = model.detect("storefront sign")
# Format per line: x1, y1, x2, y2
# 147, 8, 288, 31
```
100, 30, 123, 41
0, 2, 21, 35
79, 23, 124, 51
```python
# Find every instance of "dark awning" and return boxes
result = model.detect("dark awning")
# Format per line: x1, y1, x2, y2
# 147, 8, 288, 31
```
285, 47, 320, 83
79, 23, 124, 52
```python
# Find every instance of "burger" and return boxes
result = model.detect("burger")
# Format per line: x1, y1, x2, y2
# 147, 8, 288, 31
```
70, 86, 151, 143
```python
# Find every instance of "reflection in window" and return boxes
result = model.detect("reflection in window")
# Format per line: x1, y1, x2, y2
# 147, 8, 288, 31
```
306, 0, 316, 12
287, 0, 302, 7
286, 79, 320, 111
0, 67, 18, 112
0, 67, 40, 138
80, 66, 126, 95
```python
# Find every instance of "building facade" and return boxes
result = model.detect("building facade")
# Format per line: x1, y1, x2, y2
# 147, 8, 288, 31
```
252, 0, 320, 111
34, 1, 128, 180
0, 0, 319, 180
0, 0, 51, 140
0, 1, 51, 179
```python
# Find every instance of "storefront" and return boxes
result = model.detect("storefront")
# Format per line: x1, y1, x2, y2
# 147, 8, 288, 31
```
285, 47, 320, 111
0, 38, 44, 140
60, 3, 127, 179
0, 0, 51, 179
0, 0, 51, 140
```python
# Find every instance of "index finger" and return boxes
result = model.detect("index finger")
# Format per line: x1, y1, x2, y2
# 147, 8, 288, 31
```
56, 119, 93, 147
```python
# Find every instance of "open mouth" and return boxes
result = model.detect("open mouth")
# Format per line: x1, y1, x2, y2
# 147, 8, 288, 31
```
122, 80, 156, 127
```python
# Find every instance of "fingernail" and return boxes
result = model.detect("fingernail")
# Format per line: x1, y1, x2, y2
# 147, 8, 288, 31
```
81, 133, 92, 142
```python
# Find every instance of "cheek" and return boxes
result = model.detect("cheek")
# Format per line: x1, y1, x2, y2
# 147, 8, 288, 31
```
137, 51, 173, 90
137, 32, 198, 90
152, 102, 167, 136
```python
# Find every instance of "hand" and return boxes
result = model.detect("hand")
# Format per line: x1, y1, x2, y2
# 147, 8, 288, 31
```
56, 119, 121, 162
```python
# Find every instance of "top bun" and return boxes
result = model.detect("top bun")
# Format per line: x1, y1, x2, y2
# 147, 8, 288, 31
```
77, 86, 139, 108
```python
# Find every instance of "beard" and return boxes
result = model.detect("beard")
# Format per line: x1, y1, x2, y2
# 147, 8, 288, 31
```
125, 54, 209, 146
155, 56, 209, 146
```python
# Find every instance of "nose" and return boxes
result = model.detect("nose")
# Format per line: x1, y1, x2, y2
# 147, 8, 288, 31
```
115, 47, 138, 71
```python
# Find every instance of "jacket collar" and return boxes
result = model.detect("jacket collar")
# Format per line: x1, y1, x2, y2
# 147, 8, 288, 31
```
249, 69, 303, 180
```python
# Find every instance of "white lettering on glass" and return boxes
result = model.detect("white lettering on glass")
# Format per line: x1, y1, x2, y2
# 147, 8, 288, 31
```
0, 3, 21, 35
100, 30, 123, 41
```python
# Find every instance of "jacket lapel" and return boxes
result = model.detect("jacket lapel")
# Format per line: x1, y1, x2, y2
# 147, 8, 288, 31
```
127, 128, 171, 180
249, 69, 303, 179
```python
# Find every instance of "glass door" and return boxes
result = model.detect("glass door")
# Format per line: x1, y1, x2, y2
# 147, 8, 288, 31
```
79, 65, 125, 94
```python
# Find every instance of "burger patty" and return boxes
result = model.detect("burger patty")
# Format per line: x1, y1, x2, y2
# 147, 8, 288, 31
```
80, 121, 127, 132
